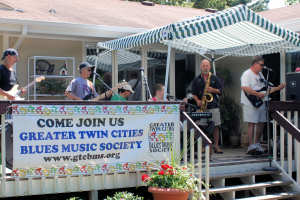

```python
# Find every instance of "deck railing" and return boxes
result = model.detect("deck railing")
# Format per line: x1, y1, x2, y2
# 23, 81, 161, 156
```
181, 111, 212, 200
269, 101, 300, 190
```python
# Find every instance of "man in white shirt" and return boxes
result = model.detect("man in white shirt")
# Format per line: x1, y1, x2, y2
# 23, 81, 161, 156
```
241, 56, 285, 155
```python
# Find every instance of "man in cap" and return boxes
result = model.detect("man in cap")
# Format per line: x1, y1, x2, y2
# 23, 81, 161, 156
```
110, 83, 134, 101
0, 48, 25, 169
65, 62, 112, 101
0, 48, 26, 100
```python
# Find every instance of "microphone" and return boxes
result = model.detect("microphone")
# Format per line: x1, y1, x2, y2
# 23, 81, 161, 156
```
263, 66, 273, 72
93, 72, 101, 77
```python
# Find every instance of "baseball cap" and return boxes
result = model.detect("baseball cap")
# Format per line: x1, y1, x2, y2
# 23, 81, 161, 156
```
79, 62, 92, 71
2, 48, 18, 60
120, 83, 134, 93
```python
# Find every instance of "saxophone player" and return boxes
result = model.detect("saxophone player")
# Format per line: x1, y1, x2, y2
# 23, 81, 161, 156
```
192, 59, 223, 154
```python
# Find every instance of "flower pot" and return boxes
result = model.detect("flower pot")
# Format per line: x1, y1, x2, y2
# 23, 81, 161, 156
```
148, 187, 189, 200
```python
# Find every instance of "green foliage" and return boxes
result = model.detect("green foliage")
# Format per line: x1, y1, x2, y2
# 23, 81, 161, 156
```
193, 0, 227, 10
248, 0, 269, 12
217, 68, 241, 136
286, 0, 300, 5
104, 191, 144, 200
193, 0, 268, 11
128, 0, 269, 11
37, 79, 67, 95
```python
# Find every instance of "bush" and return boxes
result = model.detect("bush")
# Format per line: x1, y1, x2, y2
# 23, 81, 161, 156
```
104, 191, 144, 200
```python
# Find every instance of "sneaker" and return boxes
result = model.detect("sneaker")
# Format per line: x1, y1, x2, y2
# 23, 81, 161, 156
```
251, 149, 264, 156
247, 144, 257, 155
255, 143, 265, 153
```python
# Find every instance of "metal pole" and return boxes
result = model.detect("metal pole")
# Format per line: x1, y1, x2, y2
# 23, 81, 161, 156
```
92, 49, 99, 85
212, 54, 216, 75
164, 45, 172, 100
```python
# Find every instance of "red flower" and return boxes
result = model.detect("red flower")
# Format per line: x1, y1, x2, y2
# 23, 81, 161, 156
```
158, 170, 165, 175
161, 164, 171, 170
141, 174, 150, 182
167, 169, 174, 175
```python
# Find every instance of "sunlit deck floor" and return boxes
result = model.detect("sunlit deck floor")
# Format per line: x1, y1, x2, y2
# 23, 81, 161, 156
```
209, 146, 269, 167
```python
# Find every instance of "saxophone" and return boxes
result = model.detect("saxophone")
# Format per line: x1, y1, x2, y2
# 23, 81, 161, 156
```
199, 72, 214, 112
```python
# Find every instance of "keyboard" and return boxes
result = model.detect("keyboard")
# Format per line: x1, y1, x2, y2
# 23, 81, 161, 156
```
187, 112, 212, 121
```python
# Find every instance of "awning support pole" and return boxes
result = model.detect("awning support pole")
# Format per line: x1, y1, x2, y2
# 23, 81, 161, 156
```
212, 54, 216, 75
280, 50, 286, 101
164, 45, 171, 101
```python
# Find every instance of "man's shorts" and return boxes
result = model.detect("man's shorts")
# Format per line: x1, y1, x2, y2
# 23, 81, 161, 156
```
207, 108, 221, 126
242, 104, 267, 123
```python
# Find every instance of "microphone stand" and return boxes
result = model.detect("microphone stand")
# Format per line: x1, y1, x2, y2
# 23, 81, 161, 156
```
263, 68, 277, 171
139, 67, 152, 101
93, 72, 118, 96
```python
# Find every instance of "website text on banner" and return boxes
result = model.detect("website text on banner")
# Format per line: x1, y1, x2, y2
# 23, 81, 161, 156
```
11, 104, 180, 177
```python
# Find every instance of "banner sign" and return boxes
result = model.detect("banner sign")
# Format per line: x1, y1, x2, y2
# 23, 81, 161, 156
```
12, 104, 180, 177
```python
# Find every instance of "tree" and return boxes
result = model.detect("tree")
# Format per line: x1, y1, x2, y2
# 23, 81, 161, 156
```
286, 0, 300, 5
248, 0, 269, 12
193, 0, 269, 12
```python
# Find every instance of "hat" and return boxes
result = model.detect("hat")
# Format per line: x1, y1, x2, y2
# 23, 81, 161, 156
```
120, 83, 134, 93
295, 67, 300, 72
2, 48, 18, 60
79, 62, 92, 71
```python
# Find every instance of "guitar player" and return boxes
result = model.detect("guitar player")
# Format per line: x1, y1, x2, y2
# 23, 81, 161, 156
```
0, 48, 27, 169
241, 56, 285, 155
0, 48, 26, 100
65, 62, 112, 101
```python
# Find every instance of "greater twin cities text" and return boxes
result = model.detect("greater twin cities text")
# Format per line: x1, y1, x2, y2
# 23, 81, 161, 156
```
18, 117, 143, 155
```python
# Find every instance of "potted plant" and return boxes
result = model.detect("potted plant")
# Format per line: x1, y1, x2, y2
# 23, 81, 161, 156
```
141, 164, 201, 200
104, 191, 144, 200
217, 68, 242, 146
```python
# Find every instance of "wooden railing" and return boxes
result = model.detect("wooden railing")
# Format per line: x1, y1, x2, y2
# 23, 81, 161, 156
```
181, 111, 212, 200
269, 101, 300, 191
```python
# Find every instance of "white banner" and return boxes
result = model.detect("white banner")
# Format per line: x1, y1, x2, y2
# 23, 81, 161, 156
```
12, 104, 180, 177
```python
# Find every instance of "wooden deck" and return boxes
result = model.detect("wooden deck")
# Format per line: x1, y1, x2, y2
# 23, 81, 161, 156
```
210, 147, 269, 167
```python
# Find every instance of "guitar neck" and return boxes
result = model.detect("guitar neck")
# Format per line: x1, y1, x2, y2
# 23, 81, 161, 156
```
16, 80, 38, 96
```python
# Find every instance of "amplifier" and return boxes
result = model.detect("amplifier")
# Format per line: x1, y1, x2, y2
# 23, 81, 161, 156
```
286, 72, 300, 101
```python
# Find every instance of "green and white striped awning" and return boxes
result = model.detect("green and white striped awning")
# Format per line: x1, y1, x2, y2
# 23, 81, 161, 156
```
98, 5, 300, 56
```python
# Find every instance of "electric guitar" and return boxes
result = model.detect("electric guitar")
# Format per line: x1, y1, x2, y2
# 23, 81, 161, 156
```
0, 76, 45, 100
83, 81, 128, 101
244, 87, 271, 108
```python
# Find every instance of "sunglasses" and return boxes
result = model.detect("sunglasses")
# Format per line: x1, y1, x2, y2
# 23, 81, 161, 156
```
257, 63, 264, 67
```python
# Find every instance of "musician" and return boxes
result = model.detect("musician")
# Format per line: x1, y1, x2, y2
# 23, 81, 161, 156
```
192, 59, 223, 154
241, 56, 285, 155
0, 48, 26, 169
150, 83, 164, 101
0, 48, 26, 100
65, 62, 112, 101
110, 83, 134, 101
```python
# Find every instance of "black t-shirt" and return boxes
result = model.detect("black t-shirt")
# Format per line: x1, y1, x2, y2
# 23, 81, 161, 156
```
0, 64, 17, 91
191, 74, 223, 109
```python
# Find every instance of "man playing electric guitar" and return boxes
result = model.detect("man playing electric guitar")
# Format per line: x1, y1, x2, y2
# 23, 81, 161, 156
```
241, 56, 285, 155
0, 48, 27, 100
65, 62, 114, 101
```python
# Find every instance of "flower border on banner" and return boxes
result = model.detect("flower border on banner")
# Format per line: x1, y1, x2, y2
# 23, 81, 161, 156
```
11, 160, 167, 178
12, 104, 179, 116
